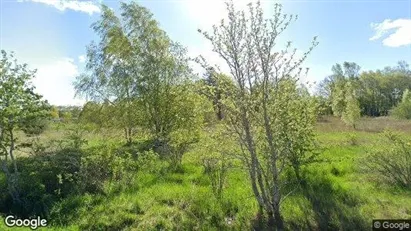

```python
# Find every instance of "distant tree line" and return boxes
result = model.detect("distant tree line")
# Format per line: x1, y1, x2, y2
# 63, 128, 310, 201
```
317, 61, 411, 119
49, 106, 81, 122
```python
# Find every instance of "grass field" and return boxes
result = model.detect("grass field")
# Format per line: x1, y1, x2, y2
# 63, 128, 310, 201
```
1, 116, 411, 230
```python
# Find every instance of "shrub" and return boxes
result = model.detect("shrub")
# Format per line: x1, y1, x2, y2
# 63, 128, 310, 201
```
347, 133, 359, 146
202, 156, 230, 200
77, 144, 137, 194
366, 130, 411, 189
136, 149, 168, 174
0, 148, 82, 217
21, 118, 49, 136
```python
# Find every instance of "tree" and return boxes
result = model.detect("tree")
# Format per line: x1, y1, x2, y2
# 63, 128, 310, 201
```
392, 89, 411, 119
331, 80, 346, 117
60, 111, 73, 122
50, 106, 59, 119
199, 1, 318, 229
328, 62, 361, 117
342, 81, 361, 128
74, 4, 141, 144
0, 50, 50, 203
196, 67, 237, 122
75, 2, 204, 163
320, 61, 411, 117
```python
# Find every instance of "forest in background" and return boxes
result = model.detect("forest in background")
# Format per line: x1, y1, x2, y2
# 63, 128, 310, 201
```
1, 1, 411, 230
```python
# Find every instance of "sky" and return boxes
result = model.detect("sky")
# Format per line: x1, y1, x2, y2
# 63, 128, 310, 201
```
0, 0, 410, 106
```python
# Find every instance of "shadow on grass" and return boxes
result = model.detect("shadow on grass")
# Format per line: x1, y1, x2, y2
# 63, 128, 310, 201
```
297, 172, 368, 231
0, 148, 83, 218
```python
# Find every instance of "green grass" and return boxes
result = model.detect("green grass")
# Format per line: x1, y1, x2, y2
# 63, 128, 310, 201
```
2, 117, 411, 230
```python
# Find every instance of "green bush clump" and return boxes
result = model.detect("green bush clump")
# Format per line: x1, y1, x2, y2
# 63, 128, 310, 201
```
366, 131, 411, 189
0, 148, 82, 217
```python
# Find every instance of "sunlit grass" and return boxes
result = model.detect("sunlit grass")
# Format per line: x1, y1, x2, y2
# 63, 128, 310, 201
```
2, 116, 411, 230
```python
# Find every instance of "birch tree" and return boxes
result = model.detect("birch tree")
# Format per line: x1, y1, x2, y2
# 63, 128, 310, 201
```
342, 81, 361, 128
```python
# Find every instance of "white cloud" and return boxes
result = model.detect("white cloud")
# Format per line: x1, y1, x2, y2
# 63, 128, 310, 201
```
32, 58, 85, 106
78, 55, 86, 63
369, 18, 411, 47
26, 0, 101, 15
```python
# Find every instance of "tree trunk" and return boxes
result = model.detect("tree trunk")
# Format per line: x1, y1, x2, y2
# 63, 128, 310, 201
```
9, 128, 18, 173
124, 128, 128, 144
273, 207, 284, 231
0, 133, 21, 204
127, 127, 132, 144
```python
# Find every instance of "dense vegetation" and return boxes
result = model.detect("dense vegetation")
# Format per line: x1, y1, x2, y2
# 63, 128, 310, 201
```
1, 1, 410, 230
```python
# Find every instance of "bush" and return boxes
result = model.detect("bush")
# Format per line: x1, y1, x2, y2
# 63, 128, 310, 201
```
77, 144, 138, 194
21, 118, 49, 136
0, 148, 82, 217
366, 131, 411, 189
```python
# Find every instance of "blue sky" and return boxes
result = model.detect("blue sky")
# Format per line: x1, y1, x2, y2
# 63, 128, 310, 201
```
1, 0, 410, 106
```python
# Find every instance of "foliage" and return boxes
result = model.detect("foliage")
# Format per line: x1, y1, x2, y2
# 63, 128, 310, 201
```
0, 50, 50, 205
21, 117, 49, 136
319, 61, 411, 117
327, 62, 360, 116
4, 1, 411, 230
366, 131, 411, 189
196, 124, 238, 199
391, 89, 411, 119
199, 1, 319, 229
74, 3, 205, 165
60, 111, 73, 123
195, 62, 238, 122
331, 80, 346, 117
0, 147, 82, 217
315, 96, 333, 116
50, 106, 60, 119
341, 81, 361, 128
346, 133, 359, 146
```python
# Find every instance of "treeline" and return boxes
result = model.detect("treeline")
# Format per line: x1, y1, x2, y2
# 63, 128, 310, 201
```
317, 61, 411, 118
49, 106, 81, 121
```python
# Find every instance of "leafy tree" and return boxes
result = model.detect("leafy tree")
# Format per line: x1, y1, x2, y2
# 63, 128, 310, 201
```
79, 101, 112, 128
199, 1, 318, 229
50, 106, 59, 119
392, 89, 411, 119
331, 79, 346, 117
74, 4, 144, 144
328, 62, 361, 117
75, 2, 204, 163
342, 81, 361, 128
60, 111, 73, 122
319, 61, 411, 117
356, 66, 411, 117
195, 61, 237, 122
0, 50, 50, 203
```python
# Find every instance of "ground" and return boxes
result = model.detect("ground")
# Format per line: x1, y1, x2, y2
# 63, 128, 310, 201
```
1, 116, 411, 230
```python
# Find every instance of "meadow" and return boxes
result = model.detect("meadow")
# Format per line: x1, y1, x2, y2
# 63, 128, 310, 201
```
1, 1, 411, 230
1, 116, 410, 231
